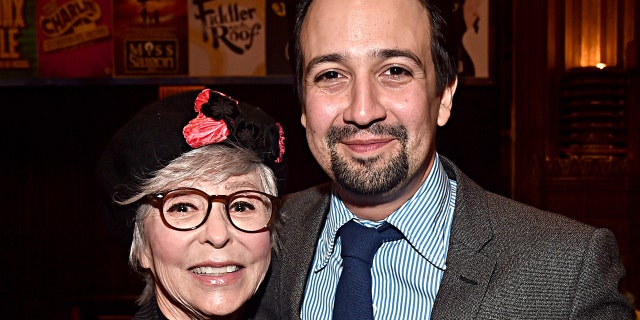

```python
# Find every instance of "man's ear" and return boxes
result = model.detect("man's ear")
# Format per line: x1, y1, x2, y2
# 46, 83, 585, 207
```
437, 78, 458, 127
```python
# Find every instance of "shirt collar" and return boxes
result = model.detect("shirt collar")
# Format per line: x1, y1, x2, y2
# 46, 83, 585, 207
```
312, 154, 455, 271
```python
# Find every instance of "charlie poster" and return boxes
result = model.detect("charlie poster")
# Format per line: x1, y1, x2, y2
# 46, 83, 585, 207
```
189, 0, 266, 76
454, 0, 489, 79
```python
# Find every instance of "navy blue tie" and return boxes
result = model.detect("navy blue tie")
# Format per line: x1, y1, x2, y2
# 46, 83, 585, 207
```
333, 220, 403, 320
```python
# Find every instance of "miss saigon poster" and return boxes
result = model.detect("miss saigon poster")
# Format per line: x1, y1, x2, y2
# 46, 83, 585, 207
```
113, 0, 188, 76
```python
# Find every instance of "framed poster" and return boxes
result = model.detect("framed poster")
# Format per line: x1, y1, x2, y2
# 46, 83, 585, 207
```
37, 0, 113, 78
188, 0, 266, 76
0, 0, 37, 78
113, 0, 189, 76
454, 0, 491, 82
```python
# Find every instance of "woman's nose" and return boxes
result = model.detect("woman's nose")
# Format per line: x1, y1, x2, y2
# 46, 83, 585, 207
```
201, 205, 232, 248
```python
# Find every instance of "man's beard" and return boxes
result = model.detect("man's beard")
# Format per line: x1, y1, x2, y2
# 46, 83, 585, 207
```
327, 123, 409, 195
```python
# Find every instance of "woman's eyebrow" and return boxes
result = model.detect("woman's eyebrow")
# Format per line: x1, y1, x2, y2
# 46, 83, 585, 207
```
223, 181, 261, 191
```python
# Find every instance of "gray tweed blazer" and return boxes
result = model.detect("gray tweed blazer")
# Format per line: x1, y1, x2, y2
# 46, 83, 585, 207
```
254, 156, 634, 319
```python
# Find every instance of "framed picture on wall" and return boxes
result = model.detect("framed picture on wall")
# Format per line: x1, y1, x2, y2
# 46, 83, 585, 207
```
454, 0, 491, 84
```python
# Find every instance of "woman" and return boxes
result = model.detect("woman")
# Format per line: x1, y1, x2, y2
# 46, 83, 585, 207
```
98, 89, 286, 319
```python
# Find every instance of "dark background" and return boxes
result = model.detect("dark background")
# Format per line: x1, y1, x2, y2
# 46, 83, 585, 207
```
0, 79, 505, 319
3, 0, 640, 318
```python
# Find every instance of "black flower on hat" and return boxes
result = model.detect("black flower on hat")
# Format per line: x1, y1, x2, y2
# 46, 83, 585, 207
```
200, 91, 240, 121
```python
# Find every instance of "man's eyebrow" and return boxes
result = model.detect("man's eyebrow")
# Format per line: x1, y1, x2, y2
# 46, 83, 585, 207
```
304, 49, 424, 75
305, 53, 345, 75
376, 49, 424, 69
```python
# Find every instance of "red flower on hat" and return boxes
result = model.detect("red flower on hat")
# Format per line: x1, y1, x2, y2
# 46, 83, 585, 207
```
193, 88, 211, 113
183, 90, 231, 148
183, 114, 230, 148
275, 122, 285, 164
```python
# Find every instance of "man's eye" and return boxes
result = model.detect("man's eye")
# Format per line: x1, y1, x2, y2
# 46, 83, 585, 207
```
386, 66, 412, 76
315, 70, 342, 82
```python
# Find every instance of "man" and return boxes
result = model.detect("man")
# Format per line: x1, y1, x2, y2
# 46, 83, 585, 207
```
255, 0, 634, 318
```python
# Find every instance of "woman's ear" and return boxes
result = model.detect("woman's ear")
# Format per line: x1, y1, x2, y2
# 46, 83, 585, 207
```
133, 228, 153, 270
139, 240, 153, 270
437, 78, 458, 127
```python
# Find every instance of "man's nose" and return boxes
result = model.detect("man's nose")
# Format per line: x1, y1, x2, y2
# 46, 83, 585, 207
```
342, 76, 387, 127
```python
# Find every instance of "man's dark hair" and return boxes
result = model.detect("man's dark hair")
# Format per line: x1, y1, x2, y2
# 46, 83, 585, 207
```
286, 0, 459, 102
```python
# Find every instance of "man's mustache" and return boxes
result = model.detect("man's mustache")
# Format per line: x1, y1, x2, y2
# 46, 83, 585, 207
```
327, 123, 408, 146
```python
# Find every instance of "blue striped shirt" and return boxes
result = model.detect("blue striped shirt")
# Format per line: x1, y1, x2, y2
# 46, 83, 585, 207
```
301, 154, 457, 320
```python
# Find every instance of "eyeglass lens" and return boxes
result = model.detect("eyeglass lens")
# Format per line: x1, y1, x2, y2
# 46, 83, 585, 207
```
161, 189, 273, 232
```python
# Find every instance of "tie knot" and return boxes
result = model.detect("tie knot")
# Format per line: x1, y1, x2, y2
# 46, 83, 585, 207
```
338, 220, 403, 264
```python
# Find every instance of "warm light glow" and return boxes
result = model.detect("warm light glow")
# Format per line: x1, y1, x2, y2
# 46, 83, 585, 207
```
579, 0, 602, 67
596, 63, 607, 69
564, 0, 622, 70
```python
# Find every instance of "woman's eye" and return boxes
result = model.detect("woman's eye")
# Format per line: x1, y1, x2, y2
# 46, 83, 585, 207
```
167, 202, 196, 213
230, 201, 256, 212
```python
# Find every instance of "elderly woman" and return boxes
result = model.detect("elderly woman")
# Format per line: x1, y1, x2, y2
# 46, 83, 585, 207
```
98, 89, 286, 319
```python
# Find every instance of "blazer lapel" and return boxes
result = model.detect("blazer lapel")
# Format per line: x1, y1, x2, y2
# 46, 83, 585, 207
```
280, 184, 332, 320
431, 157, 497, 319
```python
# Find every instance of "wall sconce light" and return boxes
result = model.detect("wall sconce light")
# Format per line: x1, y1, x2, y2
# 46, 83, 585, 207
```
563, 0, 632, 70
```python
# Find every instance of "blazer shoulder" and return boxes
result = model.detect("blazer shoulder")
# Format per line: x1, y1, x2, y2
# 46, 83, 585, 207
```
281, 183, 331, 220
441, 155, 612, 256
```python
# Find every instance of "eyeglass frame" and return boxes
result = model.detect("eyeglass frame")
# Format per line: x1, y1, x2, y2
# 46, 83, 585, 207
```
145, 187, 280, 233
